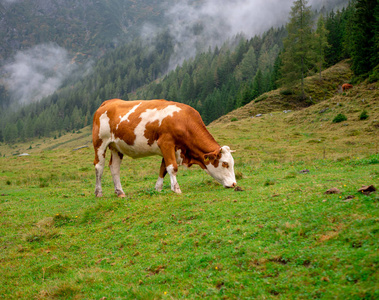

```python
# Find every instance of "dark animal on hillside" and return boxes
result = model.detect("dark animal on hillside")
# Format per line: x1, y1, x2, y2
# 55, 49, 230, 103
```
342, 83, 353, 92
92, 99, 237, 197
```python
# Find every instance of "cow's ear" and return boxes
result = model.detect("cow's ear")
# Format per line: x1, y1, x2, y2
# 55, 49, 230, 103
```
204, 154, 210, 162
221, 146, 236, 153
216, 148, 222, 159
204, 152, 216, 162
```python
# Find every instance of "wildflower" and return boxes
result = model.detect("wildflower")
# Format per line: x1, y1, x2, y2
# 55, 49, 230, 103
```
164, 292, 167, 295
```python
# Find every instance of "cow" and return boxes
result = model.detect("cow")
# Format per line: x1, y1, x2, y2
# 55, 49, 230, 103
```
92, 99, 237, 197
342, 83, 353, 92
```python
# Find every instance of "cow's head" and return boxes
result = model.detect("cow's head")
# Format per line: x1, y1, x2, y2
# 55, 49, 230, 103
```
204, 146, 237, 188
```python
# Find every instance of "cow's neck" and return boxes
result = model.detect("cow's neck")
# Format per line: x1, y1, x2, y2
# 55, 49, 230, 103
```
185, 125, 220, 168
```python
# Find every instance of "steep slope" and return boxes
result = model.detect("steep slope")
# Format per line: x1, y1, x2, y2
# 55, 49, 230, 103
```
211, 60, 354, 124
208, 61, 378, 162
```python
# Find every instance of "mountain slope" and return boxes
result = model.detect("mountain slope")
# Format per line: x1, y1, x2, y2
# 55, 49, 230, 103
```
211, 60, 354, 124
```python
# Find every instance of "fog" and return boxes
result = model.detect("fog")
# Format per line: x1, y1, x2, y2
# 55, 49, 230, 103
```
4, 43, 76, 106
163, 0, 347, 69
3, 0, 347, 106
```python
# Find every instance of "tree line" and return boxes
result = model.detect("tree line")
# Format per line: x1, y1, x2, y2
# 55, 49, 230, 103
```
279, 0, 378, 99
0, 0, 378, 143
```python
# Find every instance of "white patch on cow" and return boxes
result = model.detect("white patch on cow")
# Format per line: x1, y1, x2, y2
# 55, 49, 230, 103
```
175, 149, 183, 166
167, 164, 181, 193
97, 111, 114, 161
155, 177, 164, 192
138, 105, 182, 128
117, 102, 142, 129
206, 146, 236, 188
111, 105, 182, 159
99, 111, 111, 139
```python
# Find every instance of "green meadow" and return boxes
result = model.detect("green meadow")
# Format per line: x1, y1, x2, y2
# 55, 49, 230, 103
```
1, 70, 378, 298
1, 117, 378, 299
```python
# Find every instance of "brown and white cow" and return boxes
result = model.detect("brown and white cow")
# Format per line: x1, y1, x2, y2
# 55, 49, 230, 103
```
92, 99, 237, 197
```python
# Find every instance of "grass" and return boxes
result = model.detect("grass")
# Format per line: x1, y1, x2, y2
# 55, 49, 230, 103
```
1, 124, 378, 299
0, 62, 378, 299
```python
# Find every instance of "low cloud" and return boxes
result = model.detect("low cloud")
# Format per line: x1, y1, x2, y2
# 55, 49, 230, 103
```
1, 0, 21, 4
4, 43, 76, 105
160, 0, 347, 69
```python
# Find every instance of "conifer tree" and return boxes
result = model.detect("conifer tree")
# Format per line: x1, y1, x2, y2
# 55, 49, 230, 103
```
351, 0, 379, 77
315, 14, 329, 79
278, 0, 315, 99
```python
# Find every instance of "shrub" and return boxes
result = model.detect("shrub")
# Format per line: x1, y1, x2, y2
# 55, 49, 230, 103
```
359, 110, 369, 120
264, 178, 276, 186
368, 65, 379, 83
231, 117, 238, 122
280, 89, 294, 96
332, 113, 347, 123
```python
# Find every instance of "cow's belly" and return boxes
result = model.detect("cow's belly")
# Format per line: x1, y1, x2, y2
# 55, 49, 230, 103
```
112, 138, 162, 159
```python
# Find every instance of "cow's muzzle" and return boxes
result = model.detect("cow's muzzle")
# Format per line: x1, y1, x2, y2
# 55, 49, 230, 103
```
225, 182, 237, 188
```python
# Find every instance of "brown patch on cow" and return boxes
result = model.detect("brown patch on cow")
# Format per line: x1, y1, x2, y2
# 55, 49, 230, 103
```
113, 115, 139, 146
222, 162, 229, 168
204, 148, 222, 167
212, 159, 219, 168
145, 120, 160, 146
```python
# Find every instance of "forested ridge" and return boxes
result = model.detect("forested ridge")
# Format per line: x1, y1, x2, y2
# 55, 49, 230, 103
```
0, 0, 378, 143
0, 0, 175, 62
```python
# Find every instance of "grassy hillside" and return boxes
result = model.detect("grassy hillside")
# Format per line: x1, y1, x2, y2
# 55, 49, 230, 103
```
0, 63, 378, 299
212, 60, 355, 124
210, 61, 378, 163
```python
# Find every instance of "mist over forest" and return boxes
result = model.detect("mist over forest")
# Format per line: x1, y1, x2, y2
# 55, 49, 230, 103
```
2, 0, 377, 144
0, 0, 348, 107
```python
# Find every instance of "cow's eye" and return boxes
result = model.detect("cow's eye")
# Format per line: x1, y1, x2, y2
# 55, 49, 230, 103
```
222, 162, 229, 168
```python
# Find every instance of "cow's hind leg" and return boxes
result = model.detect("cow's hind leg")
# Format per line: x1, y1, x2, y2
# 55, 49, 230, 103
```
109, 147, 125, 198
155, 158, 167, 192
94, 143, 108, 197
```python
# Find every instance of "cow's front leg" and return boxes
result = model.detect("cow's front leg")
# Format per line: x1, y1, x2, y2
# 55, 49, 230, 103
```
109, 148, 125, 198
155, 158, 167, 192
158, 140, 182, 194
167, 163, 181, 193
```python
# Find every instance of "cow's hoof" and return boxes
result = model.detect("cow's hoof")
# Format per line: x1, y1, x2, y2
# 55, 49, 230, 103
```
95, 193, 103, 197
172, 184, 182, 194
118, 193, 126, 198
